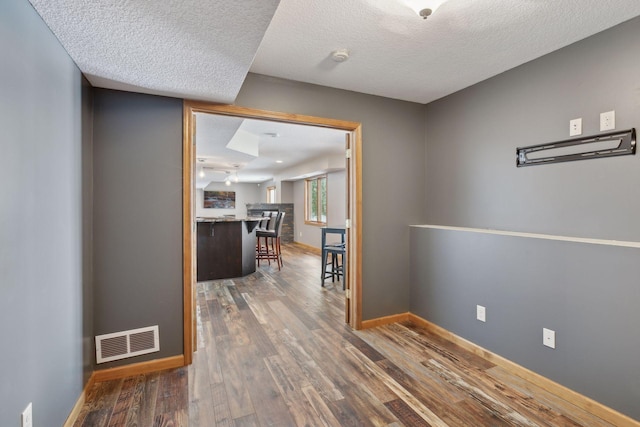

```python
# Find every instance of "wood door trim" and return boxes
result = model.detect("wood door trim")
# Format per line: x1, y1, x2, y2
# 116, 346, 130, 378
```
182, 102, 194, 364
182, 102, 363, 356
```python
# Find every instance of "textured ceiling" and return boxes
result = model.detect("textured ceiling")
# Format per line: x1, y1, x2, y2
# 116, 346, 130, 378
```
28, 0, 640, 104
251, 0, 640, 104
28, 0, 281, 103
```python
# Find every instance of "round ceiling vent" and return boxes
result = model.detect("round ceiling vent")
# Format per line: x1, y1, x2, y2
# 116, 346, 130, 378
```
331, 49, 350, 63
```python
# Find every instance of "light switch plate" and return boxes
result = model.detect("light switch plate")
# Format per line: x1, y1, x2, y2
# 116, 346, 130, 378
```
600, 110, 615, 131
22, 403, 32, 427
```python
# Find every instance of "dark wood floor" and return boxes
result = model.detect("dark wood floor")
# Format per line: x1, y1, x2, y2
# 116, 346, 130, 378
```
74, 244, 616, 426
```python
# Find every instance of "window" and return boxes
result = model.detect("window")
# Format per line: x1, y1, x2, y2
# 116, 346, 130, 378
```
305, 175, 327, 225
266, 186, 276, 203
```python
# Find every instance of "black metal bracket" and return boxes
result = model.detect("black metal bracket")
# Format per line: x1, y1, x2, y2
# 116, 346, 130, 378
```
516, 128, 636, 167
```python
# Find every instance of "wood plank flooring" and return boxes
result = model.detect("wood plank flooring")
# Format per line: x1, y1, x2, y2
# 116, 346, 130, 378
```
74, 244, 618, 426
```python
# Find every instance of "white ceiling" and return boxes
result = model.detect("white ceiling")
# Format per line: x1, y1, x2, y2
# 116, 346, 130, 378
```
29, 0, 640, 105
251, 0, 640, 104
195, 113, 347, 188
28, 0, 281, 103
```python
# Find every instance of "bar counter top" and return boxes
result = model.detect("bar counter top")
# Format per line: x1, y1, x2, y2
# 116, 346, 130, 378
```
196, 217, 263, 223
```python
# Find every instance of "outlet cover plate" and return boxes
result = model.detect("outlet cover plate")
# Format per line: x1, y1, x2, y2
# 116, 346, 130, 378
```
22, 402, 32, 427
476, 305, 486, 322
569, 118, 582, 136
600, 110, 615, 131
543, 328, 556, 349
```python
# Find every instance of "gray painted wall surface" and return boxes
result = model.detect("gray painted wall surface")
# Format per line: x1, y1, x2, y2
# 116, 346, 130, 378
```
410, 227, 640, 419
81, 77, 95, 383
93, 89, 183, 368
424, 16, 640, 241
0, 0, 85, 424
414, 17, 640, 420
237, 74, 426, 319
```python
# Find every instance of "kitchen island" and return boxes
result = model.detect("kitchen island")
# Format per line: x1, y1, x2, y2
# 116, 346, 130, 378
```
196, 217, 261, 281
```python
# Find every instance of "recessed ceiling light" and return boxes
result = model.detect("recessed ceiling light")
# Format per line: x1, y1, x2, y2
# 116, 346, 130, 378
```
264, 132, 280, 138
275, 160, 283, 163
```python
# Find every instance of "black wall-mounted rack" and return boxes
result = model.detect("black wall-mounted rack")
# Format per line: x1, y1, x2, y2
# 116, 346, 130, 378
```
516, 128, 636, 167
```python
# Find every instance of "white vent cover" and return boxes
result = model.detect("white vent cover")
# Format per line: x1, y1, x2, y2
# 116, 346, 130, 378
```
95, 325, 159, 364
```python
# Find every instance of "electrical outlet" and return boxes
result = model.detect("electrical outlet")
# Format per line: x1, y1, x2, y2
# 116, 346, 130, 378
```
543, 328, 556, 349
476, 305, 486, 322
22, 403, 32, 427
569, 118, 582, 136
600, 110, 615, 131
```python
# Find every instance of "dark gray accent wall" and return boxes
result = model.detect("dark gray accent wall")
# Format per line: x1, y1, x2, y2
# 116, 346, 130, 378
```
93, 89, 183, 367
0, 0, 85, 425
410, 227, 640, 420
237, 74, 426, 319
413, 16, 640, 421
424, 16, 640, 241
81, 76, 95, 383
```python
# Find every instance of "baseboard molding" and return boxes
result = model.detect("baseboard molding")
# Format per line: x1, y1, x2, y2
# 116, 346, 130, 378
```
407, 313, 640, 427
292, 241, 321, 255
93, 354, 185, 383
63, 372, 96, 427
360, 312, 410, 329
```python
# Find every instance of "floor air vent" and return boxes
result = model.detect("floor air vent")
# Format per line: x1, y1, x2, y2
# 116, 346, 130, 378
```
95, 325, 159, 364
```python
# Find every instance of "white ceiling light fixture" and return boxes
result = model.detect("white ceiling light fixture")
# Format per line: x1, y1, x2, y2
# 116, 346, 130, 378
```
232, 165, 240, 183
224, 171, 232, 186
404, 0, 448, 19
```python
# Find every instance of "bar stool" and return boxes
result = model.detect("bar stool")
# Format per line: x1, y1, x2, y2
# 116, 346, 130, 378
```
256, 212, 285, 269
321, 226, 346, 289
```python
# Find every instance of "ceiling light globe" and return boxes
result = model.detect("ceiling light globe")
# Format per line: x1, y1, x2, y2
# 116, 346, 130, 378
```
404, 0, 448, 19
419, 8, 432, 19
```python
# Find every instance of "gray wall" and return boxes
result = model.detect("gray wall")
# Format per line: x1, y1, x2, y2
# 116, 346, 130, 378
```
0, 0, 86, 424
411, 228, 640, 419
424, 16, 640, 241
81, 76, 95, 383
237, 74, 426, 319
414, 16, 640, 420
93, 89, 184, 368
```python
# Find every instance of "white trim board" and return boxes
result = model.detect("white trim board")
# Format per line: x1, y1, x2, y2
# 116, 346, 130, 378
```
410, 225, 640, 249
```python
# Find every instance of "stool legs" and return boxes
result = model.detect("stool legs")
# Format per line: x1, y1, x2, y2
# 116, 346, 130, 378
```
321, 249, 344, 287
256, 236, 282, 270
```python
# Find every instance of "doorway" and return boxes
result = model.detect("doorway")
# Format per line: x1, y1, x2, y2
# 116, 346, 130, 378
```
182, 101, 362, 363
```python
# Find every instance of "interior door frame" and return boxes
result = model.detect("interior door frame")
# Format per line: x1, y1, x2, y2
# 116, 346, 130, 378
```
182, 101, 363, 363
